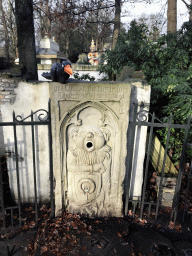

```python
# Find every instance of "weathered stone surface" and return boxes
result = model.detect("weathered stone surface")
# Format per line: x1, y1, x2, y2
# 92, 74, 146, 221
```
156, 177, 177, 207
127, 81, 151, 201
50, 82, 132, 217
0, 82, 50, 203
0, 80, 151, 217
67, 112, 112, 215
0, 78, 18, 105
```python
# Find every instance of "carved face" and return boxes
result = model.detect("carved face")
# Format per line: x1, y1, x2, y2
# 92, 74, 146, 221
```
71, 125, 110, 152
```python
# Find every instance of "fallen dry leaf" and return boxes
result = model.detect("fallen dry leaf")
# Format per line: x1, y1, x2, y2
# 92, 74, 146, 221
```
128, 210, 133, 216
88, 225, 93, 231
41, 246, 48, 253
40, 205, 47, 211
168, 221, 175, 229
117, 231, 122, 237
138, 218, 147, 224
81, 246, 86, 252
24, 207, 33, 212
175, 224, 182, 232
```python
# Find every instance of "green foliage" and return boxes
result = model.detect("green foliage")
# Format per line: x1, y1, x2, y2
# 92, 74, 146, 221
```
100, 19, 192, 121
157, 127, 185, 167
73, 72, 95, 81
116, 66, 135, 81
99, 20, 151, 78
144, 22, 192, 119
147, 22, 192, 165
100, 20, 192, 166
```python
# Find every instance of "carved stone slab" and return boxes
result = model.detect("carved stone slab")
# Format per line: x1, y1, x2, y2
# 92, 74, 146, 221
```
0, 81, 150, 210
50, 82, 132, 217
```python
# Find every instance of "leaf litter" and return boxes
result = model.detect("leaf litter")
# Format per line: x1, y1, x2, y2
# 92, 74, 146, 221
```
28, 210, 88, 255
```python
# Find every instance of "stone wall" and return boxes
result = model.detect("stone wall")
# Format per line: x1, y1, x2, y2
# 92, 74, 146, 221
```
38, 64, 106, 82
0, 80, 50, 204
0, 80, 150, 216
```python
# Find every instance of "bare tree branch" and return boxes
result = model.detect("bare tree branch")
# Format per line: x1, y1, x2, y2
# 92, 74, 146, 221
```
180, 0, 190, 9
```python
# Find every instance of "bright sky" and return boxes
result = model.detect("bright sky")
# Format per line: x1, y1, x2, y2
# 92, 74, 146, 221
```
121, 0, 189, 33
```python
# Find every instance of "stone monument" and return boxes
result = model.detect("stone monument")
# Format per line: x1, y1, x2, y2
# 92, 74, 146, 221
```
51, 82, 133, 217
0, 80, 150, 217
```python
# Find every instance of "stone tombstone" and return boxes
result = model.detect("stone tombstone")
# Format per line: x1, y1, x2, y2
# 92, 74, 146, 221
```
0, 80, 150, 217
50, 82, 132, 217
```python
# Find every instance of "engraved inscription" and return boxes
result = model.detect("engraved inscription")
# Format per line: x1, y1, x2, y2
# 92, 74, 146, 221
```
54, 84, 127, 100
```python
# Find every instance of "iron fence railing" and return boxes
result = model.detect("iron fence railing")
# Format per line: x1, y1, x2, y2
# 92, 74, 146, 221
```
180, 143, 192, 223
0, 99, 54, 229
1, 100, 192, 228
125, 103, 192, 223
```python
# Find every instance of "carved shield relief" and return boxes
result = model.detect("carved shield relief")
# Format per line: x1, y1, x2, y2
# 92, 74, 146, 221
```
74, 173, 101, 205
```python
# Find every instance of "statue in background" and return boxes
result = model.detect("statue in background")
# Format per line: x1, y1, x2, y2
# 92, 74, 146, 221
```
88, 39, 99, 65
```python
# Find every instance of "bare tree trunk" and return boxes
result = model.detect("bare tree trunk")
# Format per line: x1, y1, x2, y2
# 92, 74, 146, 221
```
8, 0, 17, 60
110, 0, 121, 80
190, 0, 192, 20
40, 1, 44, 38
15, 0, 38, 79
167, 0, 177, 33
44, 0, 51, 38
0, 0, 10, 64
39, 1, 51, 39
112, 0, 120, 50
66, 38, 69, 58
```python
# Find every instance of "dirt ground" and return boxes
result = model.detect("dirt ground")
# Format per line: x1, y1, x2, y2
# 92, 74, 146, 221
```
1, 209, 192, 256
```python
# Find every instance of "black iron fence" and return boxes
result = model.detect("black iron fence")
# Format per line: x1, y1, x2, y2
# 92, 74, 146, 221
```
0, 100, 54, 229
179, 142, 192, 223
1, 100, 192, 229
125, 103, 192, 223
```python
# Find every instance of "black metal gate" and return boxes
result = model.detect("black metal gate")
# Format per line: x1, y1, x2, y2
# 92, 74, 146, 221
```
0, 99, 54, 229
125, 103, 192, 223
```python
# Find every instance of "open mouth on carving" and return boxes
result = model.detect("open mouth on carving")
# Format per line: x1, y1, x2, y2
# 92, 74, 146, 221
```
86, 141, 94, 150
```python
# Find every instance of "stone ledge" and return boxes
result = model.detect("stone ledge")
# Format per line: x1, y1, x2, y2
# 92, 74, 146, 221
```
72, 64, 98, 71
38, 64, 52, 70
38, 63, 99, 71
